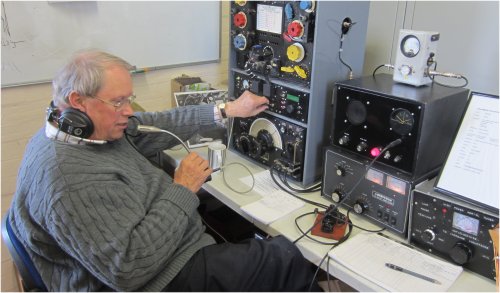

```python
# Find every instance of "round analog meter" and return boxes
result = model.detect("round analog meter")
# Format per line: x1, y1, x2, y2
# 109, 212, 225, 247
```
400, 35, 420, 58
390, 108, 414, 135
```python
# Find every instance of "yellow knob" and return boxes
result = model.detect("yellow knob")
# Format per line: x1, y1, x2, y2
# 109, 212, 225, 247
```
294, 65, 308, 79
280, 66, 295, 73
286, 43, 305, 62
235, 0, 247, 6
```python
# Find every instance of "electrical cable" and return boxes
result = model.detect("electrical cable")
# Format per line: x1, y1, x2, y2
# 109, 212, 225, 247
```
372, 63, 394, 77
270, 164, 329, 209
307, 222, 353, 291
220, 162, 255, 194
274, 162, 321, 193
427, 62, 469, 88
200, 216, 228, 243
339, 33, 353, 79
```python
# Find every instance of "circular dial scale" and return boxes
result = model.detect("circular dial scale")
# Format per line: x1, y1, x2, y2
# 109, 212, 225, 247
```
390, 108, 414, 135
401, 35, 420, 57
249, 118, 283, 150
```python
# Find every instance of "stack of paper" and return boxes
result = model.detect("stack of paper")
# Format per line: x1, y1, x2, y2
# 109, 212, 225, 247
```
239, 170, 304, 224
328, 232, 463, 291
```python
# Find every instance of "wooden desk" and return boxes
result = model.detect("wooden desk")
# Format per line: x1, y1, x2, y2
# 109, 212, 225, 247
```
165, 147, 496, 292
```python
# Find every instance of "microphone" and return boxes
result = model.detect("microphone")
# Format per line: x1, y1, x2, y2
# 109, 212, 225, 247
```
126, 117, 213, 182
127, 117, 189, 152
136, 125, 191, 154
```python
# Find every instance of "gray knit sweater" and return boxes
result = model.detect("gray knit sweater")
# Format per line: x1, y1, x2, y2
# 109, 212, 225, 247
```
9, 105, 218, 291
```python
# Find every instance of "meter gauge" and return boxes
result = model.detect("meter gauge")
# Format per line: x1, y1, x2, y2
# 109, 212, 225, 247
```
400, 34, 420, 57
389, 108, 414, 136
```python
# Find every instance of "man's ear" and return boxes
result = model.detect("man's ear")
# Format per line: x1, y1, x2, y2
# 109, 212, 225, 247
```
67, 91, 87, 112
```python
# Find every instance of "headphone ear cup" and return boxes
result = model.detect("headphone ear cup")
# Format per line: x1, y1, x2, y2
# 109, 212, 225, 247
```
58, 108, 94, 138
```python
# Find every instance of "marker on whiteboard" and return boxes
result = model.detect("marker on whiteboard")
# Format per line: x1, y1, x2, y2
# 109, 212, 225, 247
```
131, 67, 150, 74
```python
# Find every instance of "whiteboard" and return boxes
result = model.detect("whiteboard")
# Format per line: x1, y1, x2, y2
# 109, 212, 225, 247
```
1, 1, 220, 87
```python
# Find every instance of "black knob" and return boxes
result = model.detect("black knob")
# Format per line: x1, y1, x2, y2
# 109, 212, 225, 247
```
338, 135, 350, 146
331, 189, 344, 203
286, 104, 295, 114
356, 141, 368, 152
353, 201, 367, 214
422, 228, 436, 242
336, 166, 346, 176
449, 242, 472, 265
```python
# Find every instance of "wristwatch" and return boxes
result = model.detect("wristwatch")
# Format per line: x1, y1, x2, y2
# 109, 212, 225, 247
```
218, 103, 228, 119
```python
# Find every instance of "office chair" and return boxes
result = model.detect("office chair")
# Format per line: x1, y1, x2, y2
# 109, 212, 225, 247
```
2, 214, 48, 292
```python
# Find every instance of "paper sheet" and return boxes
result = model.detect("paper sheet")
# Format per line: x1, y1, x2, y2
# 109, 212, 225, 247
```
329, 232, 463, 292
239, 170, 304, 224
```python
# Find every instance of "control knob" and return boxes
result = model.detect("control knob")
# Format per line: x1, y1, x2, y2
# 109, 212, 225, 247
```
338, 135, 350, 146
353, 201, 368, 214
331, 189, 344, 203
449, 242, 473, 265
336, 166, 346, 177
356, 141, 368, 152
422, 228, 436, 242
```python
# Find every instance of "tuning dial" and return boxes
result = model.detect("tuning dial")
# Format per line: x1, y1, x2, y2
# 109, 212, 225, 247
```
353, 201, 368, 214
331, 189, 345, 203
449, 242, 473, 265
422, 228, 436, 242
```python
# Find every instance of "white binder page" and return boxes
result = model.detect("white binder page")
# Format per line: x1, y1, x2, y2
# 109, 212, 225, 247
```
329, 232, 463, 292
436, 93, 499, 210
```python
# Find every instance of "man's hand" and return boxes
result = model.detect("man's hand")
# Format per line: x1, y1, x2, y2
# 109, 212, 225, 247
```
174, 152, 212, 193
225, 90, 269, 118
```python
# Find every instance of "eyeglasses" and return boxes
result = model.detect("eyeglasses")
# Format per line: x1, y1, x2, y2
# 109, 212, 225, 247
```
90, 94, 136, 111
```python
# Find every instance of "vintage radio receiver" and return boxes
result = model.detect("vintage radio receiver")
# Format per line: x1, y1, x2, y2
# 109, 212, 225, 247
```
331, 74, 469, 177
229, 1, 370, 187
410, 178, 498, 281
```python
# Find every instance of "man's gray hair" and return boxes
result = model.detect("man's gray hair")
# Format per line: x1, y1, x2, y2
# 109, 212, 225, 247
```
52, 50, 133, 107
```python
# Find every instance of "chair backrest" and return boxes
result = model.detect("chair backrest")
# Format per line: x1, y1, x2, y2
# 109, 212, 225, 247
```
2, 214, 48, 291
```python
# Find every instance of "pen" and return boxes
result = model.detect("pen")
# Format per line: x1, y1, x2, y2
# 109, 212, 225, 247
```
385, 263, 441, 285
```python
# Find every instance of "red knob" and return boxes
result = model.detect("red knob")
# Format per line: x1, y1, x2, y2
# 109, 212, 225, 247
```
233, 12, 247, 28
287, 21, 304, 37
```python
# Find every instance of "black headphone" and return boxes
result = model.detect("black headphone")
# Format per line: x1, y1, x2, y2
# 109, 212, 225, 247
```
47, 101, 94, 138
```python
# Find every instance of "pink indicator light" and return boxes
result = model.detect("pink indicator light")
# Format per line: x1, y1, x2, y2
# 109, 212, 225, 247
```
370, 147, 381, 157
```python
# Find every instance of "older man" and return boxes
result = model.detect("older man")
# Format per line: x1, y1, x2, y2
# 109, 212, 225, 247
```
9, 50, 321, 291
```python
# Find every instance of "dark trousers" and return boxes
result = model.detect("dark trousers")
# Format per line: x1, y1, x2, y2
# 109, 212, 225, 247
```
164, 235, 322, 291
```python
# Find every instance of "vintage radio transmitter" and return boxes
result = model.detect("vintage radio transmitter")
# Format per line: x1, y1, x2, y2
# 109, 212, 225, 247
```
322, 74, 469, 233
410, 178, 498, 281
322, 146, 414, 234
